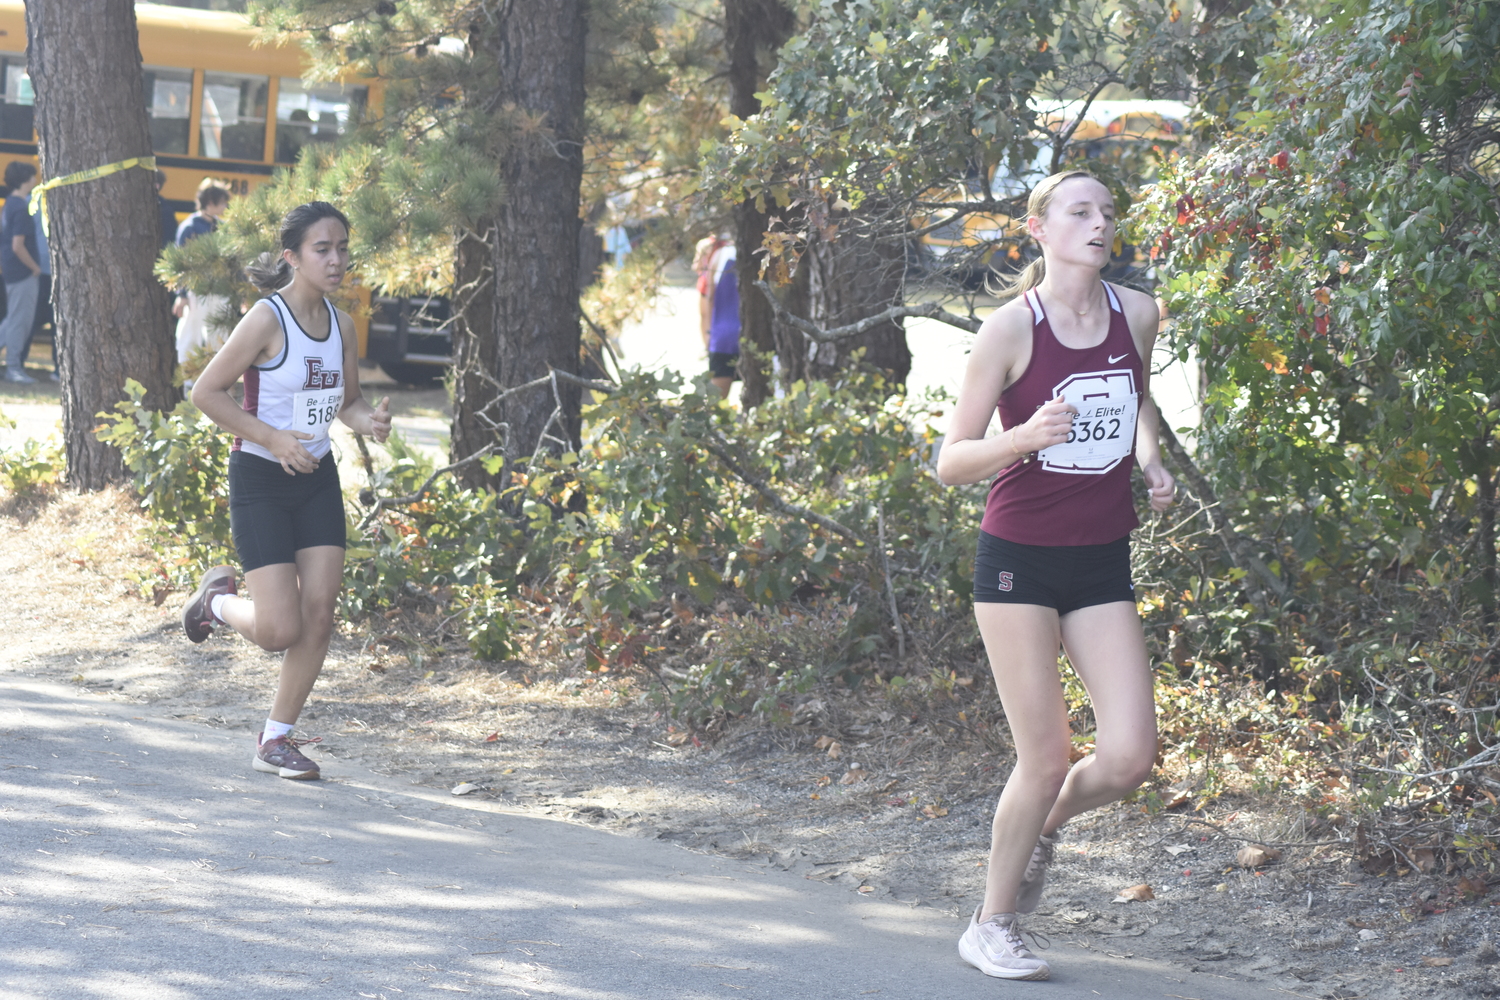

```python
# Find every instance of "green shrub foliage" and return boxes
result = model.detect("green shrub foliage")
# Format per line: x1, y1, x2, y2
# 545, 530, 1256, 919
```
97, 367, 982, 705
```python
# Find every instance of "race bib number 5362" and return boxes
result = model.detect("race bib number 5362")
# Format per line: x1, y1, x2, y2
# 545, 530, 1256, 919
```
1037, 369, 1138, 475
293, 387, 344, 437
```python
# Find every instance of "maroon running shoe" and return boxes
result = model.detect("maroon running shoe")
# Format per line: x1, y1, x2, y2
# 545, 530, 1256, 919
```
181, 565, 237, 644
254, 734, 322, 780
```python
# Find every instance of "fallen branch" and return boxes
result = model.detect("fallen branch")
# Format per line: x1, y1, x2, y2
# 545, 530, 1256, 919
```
703, 430, 866, 544
1157, 421, 1289, 609
753, 279, 981, 340
877, 506, 906, 660
358, 442, 501, 530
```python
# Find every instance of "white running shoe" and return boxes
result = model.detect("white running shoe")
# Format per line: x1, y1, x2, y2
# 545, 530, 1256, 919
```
1016, 828, 1064, 914
958, 907, 1050, 980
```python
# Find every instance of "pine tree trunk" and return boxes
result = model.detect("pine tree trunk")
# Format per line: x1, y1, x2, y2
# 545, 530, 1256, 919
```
725, 0, 796, 408
26, 0, 175, 489
450, 2, 587, 489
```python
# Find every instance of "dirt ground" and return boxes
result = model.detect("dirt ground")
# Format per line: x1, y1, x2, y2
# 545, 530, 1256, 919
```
2, 484, 1497, 1000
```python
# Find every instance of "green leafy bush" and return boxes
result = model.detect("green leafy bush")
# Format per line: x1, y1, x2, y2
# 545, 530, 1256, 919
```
95, 379, 234, 584
99, 362, 984, 705
0, 430, 62, 497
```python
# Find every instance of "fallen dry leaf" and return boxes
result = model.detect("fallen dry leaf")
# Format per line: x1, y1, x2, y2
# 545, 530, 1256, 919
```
1236, 844, 1282, 868
1163, 844, 1193, 858
1420, 956, 1453, 968
1112, 884, 1155, 903
665, 731, 689, 747
450, 782, 479, 796
825, 741, 843, 760
920, 804, 948, 819
1459, 876, 1489, 901
840, 765, 868, 785
1413, 848, 1437, 874
814, 736, 836, 750
481, 732, 500, 743
1161, 784, 1192, 809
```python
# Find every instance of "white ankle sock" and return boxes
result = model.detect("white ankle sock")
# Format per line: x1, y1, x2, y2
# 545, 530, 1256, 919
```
262, 718, 295, 743
210, 593, 233, 624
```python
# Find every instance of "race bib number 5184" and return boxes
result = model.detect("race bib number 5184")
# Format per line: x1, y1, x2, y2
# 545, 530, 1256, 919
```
293, 387, 344, 437
1037, 369, 1138, 475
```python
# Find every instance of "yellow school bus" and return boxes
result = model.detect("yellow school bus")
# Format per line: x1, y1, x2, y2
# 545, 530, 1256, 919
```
0, 1, 396, 361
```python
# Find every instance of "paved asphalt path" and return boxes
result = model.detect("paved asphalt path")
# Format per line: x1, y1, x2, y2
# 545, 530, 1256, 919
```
0, 677, 1274, 999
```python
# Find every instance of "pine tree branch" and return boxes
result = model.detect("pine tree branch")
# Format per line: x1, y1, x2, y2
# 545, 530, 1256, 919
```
752, 279, 981, 340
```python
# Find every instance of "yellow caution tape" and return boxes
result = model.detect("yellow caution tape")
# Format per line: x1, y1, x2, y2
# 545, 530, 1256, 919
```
28, 155, 157, 237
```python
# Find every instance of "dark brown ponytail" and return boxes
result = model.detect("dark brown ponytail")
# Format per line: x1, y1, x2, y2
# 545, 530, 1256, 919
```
243, 201, 351, 295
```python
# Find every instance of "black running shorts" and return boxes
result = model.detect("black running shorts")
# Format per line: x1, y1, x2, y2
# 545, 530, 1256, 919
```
228, 450, 347, 572
708, 351, 739, 379
972, 530, 1134, 614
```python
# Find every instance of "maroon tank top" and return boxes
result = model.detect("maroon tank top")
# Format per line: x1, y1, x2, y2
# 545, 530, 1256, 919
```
980, 282, 1142, 546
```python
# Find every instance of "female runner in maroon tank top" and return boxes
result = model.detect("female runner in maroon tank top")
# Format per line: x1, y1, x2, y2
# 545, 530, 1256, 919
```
936, 171, 1177, 981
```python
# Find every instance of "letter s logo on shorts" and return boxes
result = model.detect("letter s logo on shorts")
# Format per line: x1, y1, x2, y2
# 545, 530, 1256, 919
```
997, 571, 1014, 592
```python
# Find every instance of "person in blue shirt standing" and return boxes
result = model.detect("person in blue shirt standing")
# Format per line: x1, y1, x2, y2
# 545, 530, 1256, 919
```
0, 161, 43, 384
155, 169, 179, 251
172, 179, 230, 382
23, 190, 55, 381
701, 238, 739, 399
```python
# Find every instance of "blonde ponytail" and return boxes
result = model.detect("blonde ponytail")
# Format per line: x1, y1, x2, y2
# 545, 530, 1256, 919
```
995, 255, 1046, 299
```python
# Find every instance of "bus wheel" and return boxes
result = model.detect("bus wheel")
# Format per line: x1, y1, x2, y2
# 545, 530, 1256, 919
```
379, 362, 444, 387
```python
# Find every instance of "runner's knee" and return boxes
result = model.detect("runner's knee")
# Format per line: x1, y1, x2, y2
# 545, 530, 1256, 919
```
252, 615, 304, 652
1094, 746, 1155, 793
300, 593, 337, 640
1009, 755, 1071, 799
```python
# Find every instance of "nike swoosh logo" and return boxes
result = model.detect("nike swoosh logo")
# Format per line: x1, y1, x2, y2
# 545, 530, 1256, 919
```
1108, 353, 1131, 364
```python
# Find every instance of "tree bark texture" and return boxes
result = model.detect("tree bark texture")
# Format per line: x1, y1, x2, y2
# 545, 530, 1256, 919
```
724, 0, 796, 408
450, 1, 587, 488
791, 212, 912, 386
26, 0, 176, 489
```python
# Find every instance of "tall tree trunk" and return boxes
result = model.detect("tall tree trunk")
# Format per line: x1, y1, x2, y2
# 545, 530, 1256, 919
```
26, 0, 175, 489
450, 2, 587, 489
725, 0, 795, 408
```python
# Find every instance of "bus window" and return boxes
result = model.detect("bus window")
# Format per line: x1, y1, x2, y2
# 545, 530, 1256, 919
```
200, 72, 268, 161
0, 57, 32, 143
275, 79, 366, 164
143, 66, 192, 155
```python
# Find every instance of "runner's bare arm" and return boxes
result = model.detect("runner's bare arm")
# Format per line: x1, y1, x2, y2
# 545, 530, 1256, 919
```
332, 309, 391, 443
935, 300, 1076, 487
192, 302, 319, 475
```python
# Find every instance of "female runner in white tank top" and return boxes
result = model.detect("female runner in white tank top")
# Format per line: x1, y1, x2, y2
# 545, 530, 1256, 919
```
180, 202, 391, 781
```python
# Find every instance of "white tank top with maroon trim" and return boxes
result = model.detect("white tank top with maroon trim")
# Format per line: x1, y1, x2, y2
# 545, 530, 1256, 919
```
234, 293, 345, 463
